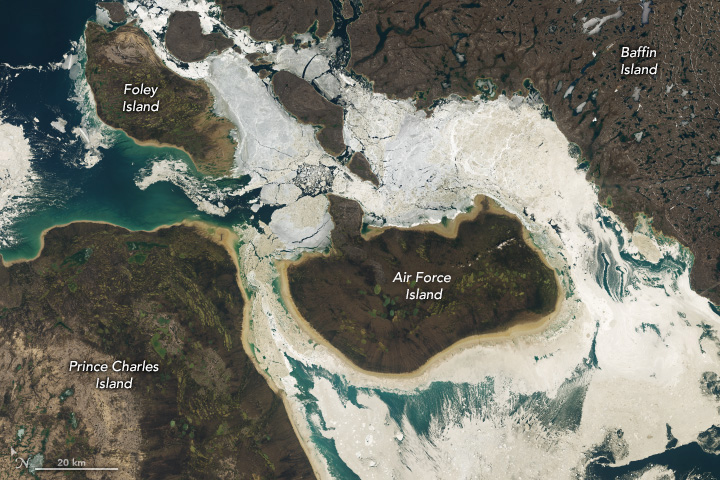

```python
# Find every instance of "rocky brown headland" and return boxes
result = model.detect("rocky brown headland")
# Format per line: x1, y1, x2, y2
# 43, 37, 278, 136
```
344, 0, 720, 304
165, 11, 234, 63
286, 196, 558, 373
98, 2, 126, 23
346, 152, 379, 186
216, 0, 333, 42
217, 0, 720, 304
271, 70, 346, 156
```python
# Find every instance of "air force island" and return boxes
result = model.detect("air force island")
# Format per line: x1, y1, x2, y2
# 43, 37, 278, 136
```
394, 271, 451, 300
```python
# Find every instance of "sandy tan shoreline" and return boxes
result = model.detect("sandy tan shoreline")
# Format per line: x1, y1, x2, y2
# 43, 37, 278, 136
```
0, 219, 215, 266
116, 124, 235, 177
0, 195, 561, 475
276, 194, 565, 380
124, 132, 194, 158
185, 224, 325, 479
361, 194, 492, 240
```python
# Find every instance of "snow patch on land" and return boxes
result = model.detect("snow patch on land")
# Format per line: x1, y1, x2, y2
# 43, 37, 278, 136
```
583, 9, 624, 35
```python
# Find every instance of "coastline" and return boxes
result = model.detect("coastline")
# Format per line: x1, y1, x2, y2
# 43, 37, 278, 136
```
361, 194, 493, 241
84, 20, 235, 178
0, 196, 561, 476
276, 194, 565, 380
0, 218, 218, 267
111, 118, 236, 178
116, 115, 234, 177
122, 130, 195, 161
180, 222, 326, 480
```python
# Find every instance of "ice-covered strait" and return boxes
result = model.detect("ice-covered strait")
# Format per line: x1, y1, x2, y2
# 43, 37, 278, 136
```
123, 3, 720, 477
236, 87, 720, 478
235, 69, 720, 480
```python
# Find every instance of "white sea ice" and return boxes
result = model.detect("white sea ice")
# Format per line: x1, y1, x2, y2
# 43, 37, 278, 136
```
68, 36, 112, 168
95, 4, 113, 28
268, 195, 332, 251
0, 119, 35, 248
50, 117, 67, 133
239, 88, 720, 478
271, 36, 342, 83
260, 183, 302, 206
127, 0, 267, 80
205, 52, 331, 186
135, 159, 244, 217
120, 4, 720, 478
60, 53, 78, 71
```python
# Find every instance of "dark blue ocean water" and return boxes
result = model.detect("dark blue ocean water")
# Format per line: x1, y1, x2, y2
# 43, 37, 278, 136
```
287, 356, 720, 480
587, 441, 720, 479
0, 0, 96, 65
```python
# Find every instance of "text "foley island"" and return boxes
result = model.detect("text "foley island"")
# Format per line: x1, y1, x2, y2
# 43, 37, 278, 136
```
123, 83, 160, 112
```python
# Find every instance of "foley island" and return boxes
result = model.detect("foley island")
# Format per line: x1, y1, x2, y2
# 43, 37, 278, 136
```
286, 195, 559, 373
85, 22, 236, 175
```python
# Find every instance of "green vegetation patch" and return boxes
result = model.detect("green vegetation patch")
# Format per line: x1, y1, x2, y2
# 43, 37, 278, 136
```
62, 248, 94, 267
150, 332, 167, 358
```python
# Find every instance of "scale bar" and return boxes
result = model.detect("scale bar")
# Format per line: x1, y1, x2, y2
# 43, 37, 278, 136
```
35, 468, 118, 471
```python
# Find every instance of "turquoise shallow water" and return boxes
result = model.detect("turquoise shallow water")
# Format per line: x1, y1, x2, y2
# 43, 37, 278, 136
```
0, 28, 261, 262
287, 352, 720, 480
0, 130, 252, 262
